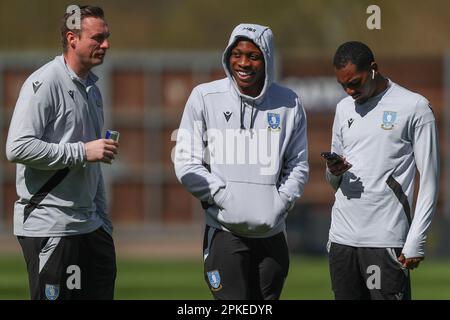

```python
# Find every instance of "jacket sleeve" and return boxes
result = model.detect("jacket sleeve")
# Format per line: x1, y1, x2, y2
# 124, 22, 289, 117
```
325, 106, 343, 191
174, 87, 227, 205
277, 98, 309, 210
402, 99, 440, 258
5, 79, 86, 170
94, 169, 113, 235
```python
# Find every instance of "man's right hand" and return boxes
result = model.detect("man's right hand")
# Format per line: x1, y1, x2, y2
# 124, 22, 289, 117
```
84, 139, 119, 164
327, 156, 352, 176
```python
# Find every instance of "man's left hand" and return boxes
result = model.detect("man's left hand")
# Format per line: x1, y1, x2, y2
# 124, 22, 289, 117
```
398, 254, 423, 269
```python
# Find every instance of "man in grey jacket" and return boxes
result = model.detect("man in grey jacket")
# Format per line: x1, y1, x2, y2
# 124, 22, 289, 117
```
6, 5, 118, 300
174, 23, 309, 299
325, 41, 439, 300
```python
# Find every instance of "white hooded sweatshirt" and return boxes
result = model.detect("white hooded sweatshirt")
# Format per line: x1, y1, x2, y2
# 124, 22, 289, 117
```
175, 23, 309, 238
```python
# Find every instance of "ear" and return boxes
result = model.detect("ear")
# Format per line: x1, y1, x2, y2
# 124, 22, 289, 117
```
370, 62, 378, 72
66, 31, 78, 50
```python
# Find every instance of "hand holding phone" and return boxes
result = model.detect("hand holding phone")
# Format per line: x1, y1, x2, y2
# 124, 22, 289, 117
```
321, 151, 352, 176
320, 152, 344, 165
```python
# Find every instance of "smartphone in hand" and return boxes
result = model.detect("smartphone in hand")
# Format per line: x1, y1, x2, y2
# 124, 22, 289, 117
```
320, 152, 344, 165
321, 152, 353, 176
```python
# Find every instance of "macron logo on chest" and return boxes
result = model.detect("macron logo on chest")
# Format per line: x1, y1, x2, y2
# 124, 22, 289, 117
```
348, 118, 354, 128
224, 111, 232, 122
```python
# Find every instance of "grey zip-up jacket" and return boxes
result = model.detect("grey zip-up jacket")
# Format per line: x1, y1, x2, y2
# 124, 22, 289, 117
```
174, 24, 309, 238
6, 55, 111, 237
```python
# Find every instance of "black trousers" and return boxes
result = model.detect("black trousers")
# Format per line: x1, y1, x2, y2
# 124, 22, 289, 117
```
203, 226, 289, 300
18, 226, 116, 300
329, 242, 411, 300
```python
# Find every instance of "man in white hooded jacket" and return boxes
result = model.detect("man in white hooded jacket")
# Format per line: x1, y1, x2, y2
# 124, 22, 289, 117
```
174, 23, 309, 299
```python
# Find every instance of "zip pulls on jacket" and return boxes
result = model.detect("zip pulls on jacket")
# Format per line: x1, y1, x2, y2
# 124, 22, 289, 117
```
239, 97, 258, 137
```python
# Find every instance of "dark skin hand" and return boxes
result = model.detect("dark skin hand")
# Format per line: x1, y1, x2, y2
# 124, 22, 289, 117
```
326, 156, 352, 176
398, 254, 424, 270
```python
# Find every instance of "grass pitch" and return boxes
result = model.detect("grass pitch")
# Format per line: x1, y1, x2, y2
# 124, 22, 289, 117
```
1, 254, 449, 300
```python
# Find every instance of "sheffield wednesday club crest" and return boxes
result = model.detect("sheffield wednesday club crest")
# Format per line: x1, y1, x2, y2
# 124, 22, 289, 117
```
381, 111, 397, 130
207, 270, 222, 291
45, 284, 60, 300
267, 112, 281, 131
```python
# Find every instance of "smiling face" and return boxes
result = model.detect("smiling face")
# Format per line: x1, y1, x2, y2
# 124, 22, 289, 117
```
335, 61, 377, 104
229, 39, 265, 97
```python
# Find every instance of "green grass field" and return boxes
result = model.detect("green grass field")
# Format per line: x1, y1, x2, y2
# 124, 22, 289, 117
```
1, 254, 449, 299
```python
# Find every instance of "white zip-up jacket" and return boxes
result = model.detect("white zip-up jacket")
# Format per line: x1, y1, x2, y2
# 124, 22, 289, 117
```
174, 23, 309, 238
327, 80, 439, 258
6, 55, 111, 237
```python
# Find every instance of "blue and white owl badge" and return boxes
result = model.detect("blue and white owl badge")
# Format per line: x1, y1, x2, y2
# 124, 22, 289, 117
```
45, 284, 60, 300
381, 111, 397, 130
267, 112, 281, 131
206, 270, 222, 291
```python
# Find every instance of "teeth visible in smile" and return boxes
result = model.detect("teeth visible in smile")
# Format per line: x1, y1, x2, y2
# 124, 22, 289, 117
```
238, 71, 252, 76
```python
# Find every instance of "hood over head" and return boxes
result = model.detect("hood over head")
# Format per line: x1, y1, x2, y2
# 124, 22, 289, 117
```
222, 23, 274, 104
